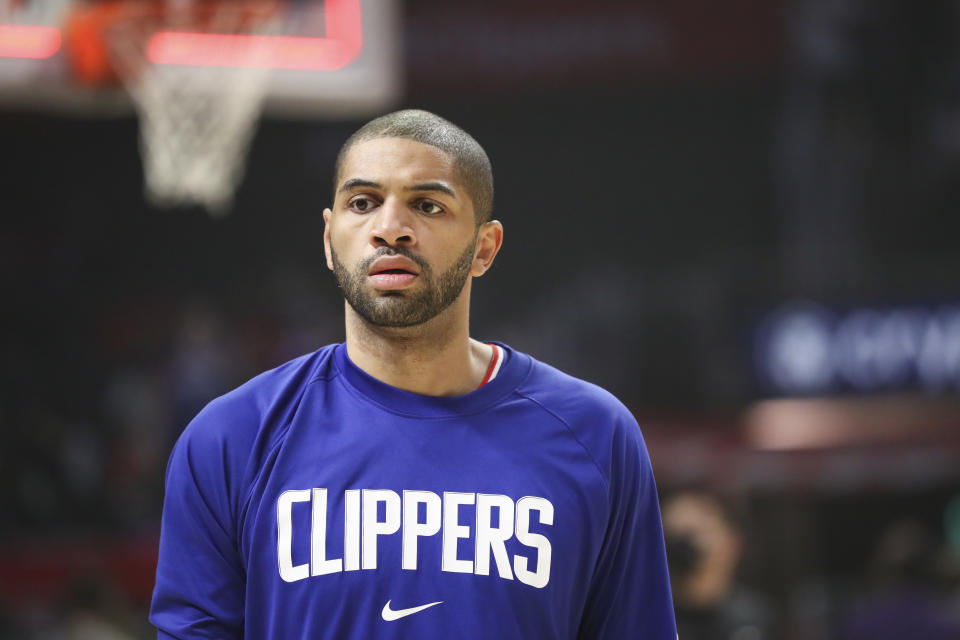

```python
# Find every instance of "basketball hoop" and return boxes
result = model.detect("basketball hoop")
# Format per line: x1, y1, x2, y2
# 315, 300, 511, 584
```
69, 1, 284, 214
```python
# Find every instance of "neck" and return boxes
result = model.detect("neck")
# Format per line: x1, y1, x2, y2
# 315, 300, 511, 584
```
343, 293, 492, 396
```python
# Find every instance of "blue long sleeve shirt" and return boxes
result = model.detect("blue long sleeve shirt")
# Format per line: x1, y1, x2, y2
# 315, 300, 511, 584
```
150, 342, 676, 639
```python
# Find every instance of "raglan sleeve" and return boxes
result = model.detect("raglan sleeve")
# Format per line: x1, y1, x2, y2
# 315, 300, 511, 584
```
577, 409, 677, 639
149, 399, 249, 639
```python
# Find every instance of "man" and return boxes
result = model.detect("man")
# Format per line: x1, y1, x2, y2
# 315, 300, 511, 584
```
663, 491, 778, 639
150, 109, 676, 639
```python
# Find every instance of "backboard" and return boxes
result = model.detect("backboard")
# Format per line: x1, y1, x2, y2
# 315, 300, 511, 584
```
0, 0, 401, 118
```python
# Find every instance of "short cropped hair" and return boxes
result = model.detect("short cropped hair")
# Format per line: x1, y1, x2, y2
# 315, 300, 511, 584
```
334, 109, 494, 225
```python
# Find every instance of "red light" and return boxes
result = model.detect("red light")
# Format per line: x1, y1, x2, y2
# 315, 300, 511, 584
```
147, 0, 363, 70
0, 25, 61, 59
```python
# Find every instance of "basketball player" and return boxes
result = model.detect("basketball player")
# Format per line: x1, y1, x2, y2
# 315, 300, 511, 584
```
150, 110, 677, 639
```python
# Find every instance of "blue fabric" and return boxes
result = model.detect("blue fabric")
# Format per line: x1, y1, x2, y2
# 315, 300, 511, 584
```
150, 342, 676, 639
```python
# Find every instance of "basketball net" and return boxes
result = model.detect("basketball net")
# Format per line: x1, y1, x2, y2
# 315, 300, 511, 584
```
101, 1, 282, 214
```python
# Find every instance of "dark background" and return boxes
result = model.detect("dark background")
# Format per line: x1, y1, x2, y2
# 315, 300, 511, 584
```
2, 1, 960, 638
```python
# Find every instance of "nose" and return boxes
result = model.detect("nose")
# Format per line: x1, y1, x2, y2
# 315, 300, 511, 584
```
369, 196, 416, 248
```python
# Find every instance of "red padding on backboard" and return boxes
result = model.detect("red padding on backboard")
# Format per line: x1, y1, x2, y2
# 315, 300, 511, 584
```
0, 24, 61, 59
65, 0, 364, 86
147, 0, 363, 70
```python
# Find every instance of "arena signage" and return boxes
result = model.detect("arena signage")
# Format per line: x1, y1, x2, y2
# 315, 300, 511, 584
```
753, 301, 960, 395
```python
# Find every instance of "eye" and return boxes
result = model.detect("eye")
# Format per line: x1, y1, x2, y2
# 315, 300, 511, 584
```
415, 200, 444, 215
348, 196, 378, 213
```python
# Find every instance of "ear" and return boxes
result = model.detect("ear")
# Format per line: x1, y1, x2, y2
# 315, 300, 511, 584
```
471, 220, 504, 277
322, 208, 334, 271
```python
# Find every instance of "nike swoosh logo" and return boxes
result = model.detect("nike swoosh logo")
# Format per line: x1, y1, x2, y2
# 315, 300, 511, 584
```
381, 599, 443, 621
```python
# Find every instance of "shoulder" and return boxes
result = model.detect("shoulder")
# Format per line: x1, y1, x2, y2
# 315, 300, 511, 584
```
508, 349, 648, 485
157, 346, 341, 541
514, 353, 637, 427
171, 345, 338, 474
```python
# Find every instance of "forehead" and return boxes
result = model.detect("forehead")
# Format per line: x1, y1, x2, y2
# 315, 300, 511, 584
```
338, 137, 459, 187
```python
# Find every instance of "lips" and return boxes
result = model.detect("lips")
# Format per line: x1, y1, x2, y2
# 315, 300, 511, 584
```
367, 255, 420, 290
368, 255, 421, 277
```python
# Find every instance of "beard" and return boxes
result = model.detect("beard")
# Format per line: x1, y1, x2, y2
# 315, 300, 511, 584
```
331, 238, 476, 328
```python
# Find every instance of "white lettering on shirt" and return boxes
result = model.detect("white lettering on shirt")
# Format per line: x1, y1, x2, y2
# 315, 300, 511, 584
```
276, 489, 554, 588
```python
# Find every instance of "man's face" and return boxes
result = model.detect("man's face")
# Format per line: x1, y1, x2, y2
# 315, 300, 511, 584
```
323, 137, 482, 328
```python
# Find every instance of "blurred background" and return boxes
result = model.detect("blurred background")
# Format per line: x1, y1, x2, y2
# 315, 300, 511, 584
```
1, 0, 960, 638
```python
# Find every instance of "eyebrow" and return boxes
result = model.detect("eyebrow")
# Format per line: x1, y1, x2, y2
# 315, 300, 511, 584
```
404, 182, 457, 198
337, 178, 457, 199
338, 178, 382, 194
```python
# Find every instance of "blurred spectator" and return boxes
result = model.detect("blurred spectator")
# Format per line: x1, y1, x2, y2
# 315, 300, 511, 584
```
4, 408, 73, 530
839, 519, 960, 640
46, 575, 146, 640
663, 491, 779, 640
102, 363, 169, 528
168, 303, 235, 441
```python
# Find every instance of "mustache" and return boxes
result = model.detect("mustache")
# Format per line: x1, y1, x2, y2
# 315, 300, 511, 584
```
358, 246, 431, 273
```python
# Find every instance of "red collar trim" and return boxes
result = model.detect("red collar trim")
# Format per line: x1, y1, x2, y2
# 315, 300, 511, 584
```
477, 344, 501, 388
